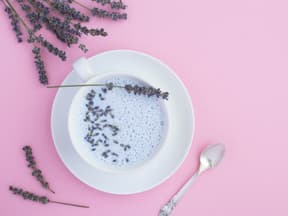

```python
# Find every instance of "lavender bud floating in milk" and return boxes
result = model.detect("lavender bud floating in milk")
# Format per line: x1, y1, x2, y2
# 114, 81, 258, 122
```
76, 75, 168, 168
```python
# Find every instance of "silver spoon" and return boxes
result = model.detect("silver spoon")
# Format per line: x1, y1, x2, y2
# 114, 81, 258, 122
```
159, 143, 225, 216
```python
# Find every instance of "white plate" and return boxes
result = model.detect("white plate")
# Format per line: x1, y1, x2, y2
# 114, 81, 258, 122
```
51, 50, 195, 194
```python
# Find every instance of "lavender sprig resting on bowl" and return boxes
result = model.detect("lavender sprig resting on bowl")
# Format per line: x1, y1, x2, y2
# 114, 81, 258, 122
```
48, 82, 170, 100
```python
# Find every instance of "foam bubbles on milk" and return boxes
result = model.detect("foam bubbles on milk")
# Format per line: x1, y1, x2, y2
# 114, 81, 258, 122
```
77, 75, 167, 168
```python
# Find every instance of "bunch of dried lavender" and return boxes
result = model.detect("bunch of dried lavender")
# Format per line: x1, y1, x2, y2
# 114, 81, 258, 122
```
1, 0, 127, 85
22, 145, 55, 193
9, 186, 89, 208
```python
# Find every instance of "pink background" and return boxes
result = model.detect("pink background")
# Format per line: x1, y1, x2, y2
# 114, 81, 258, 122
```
1, 0, 288, 215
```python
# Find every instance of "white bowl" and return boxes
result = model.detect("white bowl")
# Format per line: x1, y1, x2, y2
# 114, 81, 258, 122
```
51, 50, 195, 194
68, 72, 169, 173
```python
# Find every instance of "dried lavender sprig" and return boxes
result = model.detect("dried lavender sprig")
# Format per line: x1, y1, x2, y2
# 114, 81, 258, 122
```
42, 16, 79, 46
21, 0, 50, 31
15, 0, 42, 32
32, 46, 48, 85
47, 83, 124, 88
91, 0, 127, 10
26, 0, 50, 16
124, 84, 169, 100
47, 0, 90, 22
9, 186, 89, 208
78, 43, 88, 53
91, 7, 127, 20
110, 0, 126, 10
2, 3, 22, 42
3, 0, 31, 32
22, 145, 54, 193
71, 0, 127, 20
74, 23, 108, 37
47, 83, 169, 100
28, 33, 67, 61
30, 6, 106, 44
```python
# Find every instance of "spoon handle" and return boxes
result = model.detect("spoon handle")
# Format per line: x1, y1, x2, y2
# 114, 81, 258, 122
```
159, 171, 200, 216
173, 171, 200, 203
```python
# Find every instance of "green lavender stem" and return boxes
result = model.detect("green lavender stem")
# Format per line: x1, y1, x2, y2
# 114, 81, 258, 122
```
47, 83, 125, 88
71, 0, 90, 11
49, 200, 89, 208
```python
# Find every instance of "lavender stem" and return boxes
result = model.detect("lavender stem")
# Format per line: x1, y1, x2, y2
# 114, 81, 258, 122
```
50, 200, 89, 208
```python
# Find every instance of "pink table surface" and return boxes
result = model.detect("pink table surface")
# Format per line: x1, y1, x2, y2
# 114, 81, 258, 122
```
1, 0, 288, 215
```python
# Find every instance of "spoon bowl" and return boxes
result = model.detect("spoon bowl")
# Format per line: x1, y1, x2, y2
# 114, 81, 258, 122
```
200, 143, 225, 171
